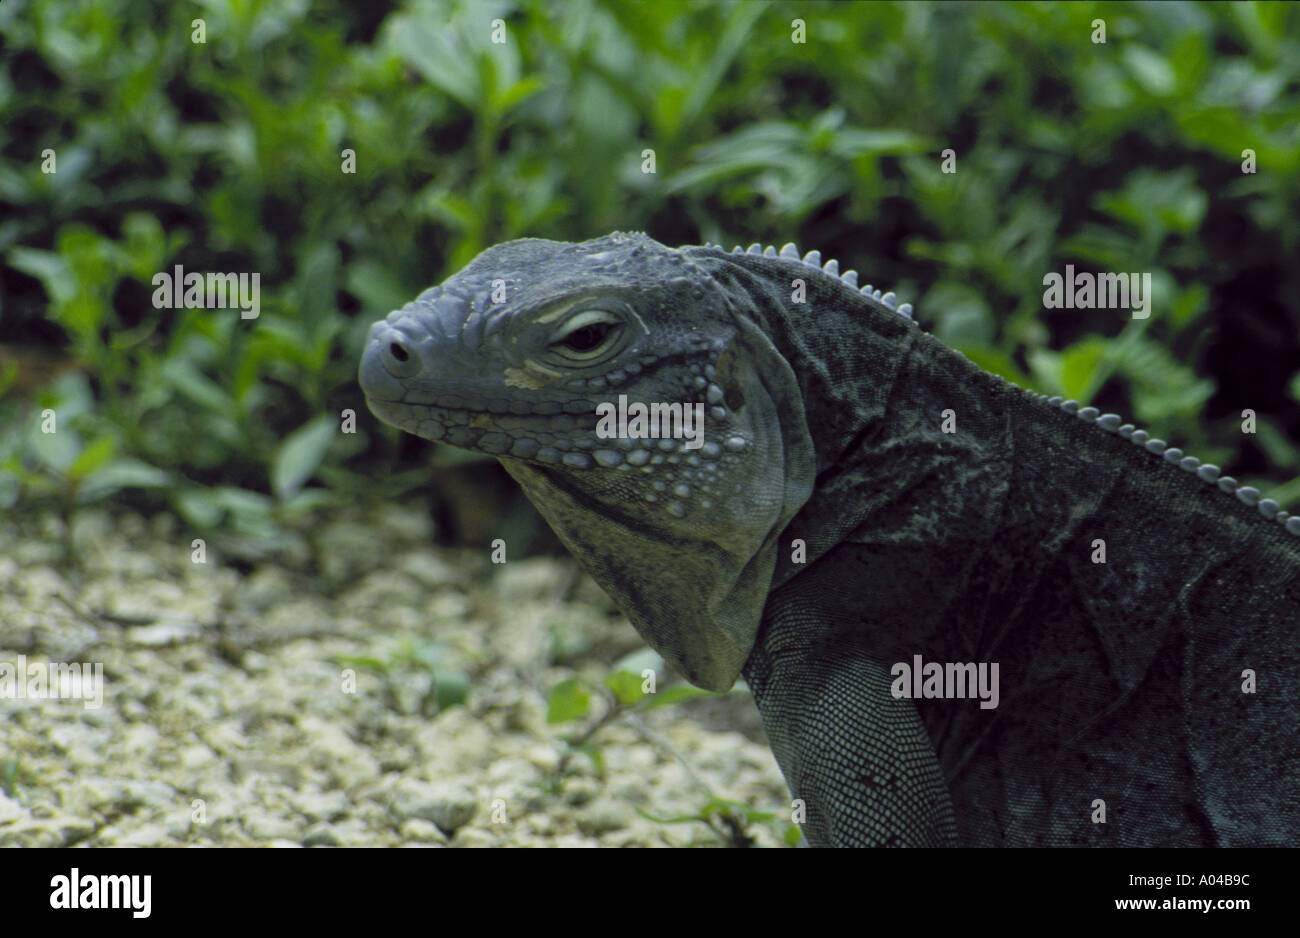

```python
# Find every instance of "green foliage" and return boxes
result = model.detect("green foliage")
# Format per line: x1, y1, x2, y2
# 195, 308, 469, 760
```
546, 677, 593, 725
637, 796, 777, 827
636, 797, 784, 848
603, 669, 646, 707
1, 0, 1297, 529
541, 659, 783, 845
334, 638, 470, 716
545, 669, 727, 728
543, 653, 727, 754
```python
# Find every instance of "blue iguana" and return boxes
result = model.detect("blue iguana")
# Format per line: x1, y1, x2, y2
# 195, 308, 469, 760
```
359, 232, 1300, 847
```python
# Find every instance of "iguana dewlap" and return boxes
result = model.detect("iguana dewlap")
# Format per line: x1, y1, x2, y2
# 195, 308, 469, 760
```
360, 232, 1300, 847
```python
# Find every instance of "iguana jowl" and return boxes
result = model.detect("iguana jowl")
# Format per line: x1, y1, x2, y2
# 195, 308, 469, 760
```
359, 232, 1300, 847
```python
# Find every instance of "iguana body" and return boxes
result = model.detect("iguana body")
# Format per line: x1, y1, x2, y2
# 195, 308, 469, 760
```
360, 232, 1300, 846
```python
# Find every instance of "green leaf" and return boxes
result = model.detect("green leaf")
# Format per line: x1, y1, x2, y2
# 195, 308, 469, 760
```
1264, 476, 1300, 511
434, 669, 470, 710
271, 414, 336, 499
334, 655, 392, 674
491, 75, 545, 116
77, 458, 171, 503
211, 486, 274, 516
65, 434, 116, 482
1122, 46, 1175, 96
176, 486, 273, 531
953, 346, 1033, 389
1026, 348, 1064, 393
700, 797, 774, 824
398, 639, 446, 670
640, 684, 722, 713
278, 488, 339, 517
0, 361, 17, 398
7, 247, 74, 305
546, 678, 591, 724
1168, 283, 1209, 332
1059, 337, 1108, 403
604, 669, 645, 707
121, 212, 168, 281
1252, 420, 1299, 473
346, 261, 419, 319
161, 358, 233, 414
175, 488, 224, 528
925, 282, 994, 347
28, 425, 81, 475
386, 13, 480, 109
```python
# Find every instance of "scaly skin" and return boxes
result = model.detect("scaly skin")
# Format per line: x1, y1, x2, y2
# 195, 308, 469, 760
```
360, 231, 1300, 846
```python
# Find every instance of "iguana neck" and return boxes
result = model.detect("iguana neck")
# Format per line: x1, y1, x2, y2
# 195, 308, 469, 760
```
702, 246, 1299, 587
698, 249, 1019, 588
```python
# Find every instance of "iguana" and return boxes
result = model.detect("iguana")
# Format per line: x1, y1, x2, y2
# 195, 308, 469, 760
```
359, 232, 1300, 847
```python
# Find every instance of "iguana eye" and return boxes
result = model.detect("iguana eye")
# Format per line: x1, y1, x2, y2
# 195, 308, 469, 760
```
563, 322, 611, 351
551, 310, 622, 361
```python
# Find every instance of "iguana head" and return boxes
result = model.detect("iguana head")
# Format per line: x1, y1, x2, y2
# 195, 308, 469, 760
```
359, 232, 814, 691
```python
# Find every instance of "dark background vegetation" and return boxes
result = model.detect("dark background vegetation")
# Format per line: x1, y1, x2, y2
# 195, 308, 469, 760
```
3, 0, 1299, 546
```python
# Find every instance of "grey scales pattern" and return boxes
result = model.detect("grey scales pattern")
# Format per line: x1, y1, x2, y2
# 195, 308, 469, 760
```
359, 231, 1300, 847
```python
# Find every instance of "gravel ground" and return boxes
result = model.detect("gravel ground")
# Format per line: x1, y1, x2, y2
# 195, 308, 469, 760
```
0, 504, 792, 847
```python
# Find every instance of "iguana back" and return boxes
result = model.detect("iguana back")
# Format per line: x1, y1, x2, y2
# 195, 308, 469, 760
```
359, 232, 1300, 846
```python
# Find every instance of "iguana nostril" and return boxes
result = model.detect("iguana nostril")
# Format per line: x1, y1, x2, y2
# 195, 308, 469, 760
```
379, 336, 421, 378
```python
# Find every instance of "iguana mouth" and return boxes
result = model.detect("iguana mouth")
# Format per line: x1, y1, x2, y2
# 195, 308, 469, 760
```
364, 393, 623, 469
